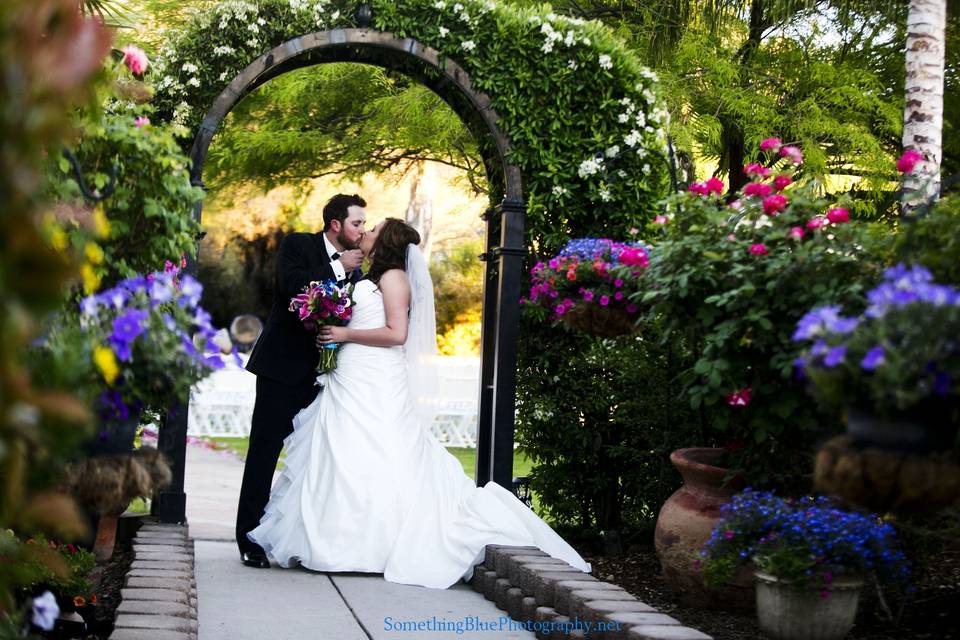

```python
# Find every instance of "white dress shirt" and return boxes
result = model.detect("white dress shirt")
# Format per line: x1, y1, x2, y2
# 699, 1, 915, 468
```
322, 233, 347, 282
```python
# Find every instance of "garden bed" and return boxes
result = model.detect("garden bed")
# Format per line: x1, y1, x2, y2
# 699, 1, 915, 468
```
579, 542, 959, 640
87, 534, 133, 638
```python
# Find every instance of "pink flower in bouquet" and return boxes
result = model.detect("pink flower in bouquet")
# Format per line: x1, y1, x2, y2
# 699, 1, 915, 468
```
705, 177, 725, 194
760, 137, 782, 153
806, 216, 826, 230
653, 214, 670, 225
619, 246, 649, 267
744, 163, 771, 178
762, 194, 788, 215
826, 207, 850, 224
289, 280, 355, 373
788, 226, 806, 241
726, 387, 753, 407
772, 175, 792, 191
744, 182, 773, 198
780, 146, 804, 165
749, 243, 769, 256
896, 149, 923, 174
121, 45, 149, 75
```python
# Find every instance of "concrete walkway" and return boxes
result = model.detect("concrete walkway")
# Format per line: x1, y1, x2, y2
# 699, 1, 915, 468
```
184, 442, 536, 639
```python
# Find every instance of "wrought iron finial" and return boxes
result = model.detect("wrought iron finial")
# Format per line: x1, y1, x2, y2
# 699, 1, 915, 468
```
62, 148, 118, 203
356, 3, 373, 28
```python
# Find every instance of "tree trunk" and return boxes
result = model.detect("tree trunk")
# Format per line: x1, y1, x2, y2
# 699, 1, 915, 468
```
902, 0, 947, 214
405, 161, 434, 260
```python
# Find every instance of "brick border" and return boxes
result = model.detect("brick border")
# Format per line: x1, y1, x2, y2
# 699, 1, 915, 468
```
472, 545, 713, 640
108, 520, 198, 640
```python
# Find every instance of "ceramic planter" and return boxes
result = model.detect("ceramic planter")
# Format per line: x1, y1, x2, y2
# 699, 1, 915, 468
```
755, 570, 864, 640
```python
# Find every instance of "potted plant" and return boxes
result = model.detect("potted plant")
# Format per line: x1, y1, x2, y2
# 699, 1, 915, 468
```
699, 489, 909, 640
527, 238, 649, 337
793, 263, 960, 452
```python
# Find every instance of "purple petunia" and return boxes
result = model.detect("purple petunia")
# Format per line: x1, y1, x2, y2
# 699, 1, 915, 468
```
792, 306, 858, 341
860, 346, 885, 370
823, 345, 847, 368
111, 309, 148, 344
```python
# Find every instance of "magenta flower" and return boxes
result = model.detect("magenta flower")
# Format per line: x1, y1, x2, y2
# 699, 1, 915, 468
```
743, 163, 771, 178
896, 149, 923, 174
625, 303, 639, 314
583, 290, 594, 302
653, 214, 669, 225
599, 295, 610, 306
614, 292, 624, 301
724, 530, 735, 540
134, 116, 150, 128
772, 175, 792, 191
121, 45, 149, 76
749, 243, 769, 256
726, 387, 753, 407
780, 146, 803, 165
743, 182, 773, 198
760, 137, 783, 153
788, 226, 806, 241
826, 207, 849, 224
806, 216, 826, 230
614, 278, 624, 288
619, 247, 650, 267
688, 182, 709, 196
705, 177, 725, 194
762, 194, 788, 215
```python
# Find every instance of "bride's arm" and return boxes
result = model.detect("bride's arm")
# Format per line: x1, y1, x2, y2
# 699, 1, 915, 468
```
318, 269, 410, 347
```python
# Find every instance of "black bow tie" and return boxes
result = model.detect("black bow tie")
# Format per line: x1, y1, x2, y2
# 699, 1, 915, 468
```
331, 251, 340, 261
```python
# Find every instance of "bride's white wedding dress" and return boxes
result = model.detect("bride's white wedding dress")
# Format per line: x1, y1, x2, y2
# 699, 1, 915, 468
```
247, 278, 591, 589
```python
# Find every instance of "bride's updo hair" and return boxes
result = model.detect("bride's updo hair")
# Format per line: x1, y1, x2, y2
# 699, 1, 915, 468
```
367, 217, 421, 284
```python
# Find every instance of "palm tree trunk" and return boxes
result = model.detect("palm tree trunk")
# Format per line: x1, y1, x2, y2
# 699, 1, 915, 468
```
902, 0, 947, 214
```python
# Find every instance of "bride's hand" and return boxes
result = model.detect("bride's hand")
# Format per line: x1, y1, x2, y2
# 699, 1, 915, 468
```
317, 326, 349, 346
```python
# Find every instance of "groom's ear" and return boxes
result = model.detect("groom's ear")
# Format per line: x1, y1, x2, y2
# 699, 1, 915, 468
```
329, 219, 342, 234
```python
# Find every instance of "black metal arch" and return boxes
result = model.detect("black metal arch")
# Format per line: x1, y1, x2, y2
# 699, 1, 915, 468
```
157, 28, 526, 523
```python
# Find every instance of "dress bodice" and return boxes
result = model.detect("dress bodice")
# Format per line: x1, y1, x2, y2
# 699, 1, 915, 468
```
347, 279, 385, 331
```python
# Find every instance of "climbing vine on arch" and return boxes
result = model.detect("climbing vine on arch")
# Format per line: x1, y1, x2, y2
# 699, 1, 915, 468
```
150, 0, 671, 253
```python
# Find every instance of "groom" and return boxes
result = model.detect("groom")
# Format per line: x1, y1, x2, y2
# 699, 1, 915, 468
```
237, 193, 367, 568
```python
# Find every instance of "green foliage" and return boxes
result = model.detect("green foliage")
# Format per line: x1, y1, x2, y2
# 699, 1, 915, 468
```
638, 165, 886, 489
3, 533, 97, 603
430, 240, 485, 337
894, 195, 960, 286
48, 114, 203, 289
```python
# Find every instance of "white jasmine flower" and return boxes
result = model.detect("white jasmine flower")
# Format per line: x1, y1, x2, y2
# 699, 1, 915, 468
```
542, 41, 554, 54
214, 45, 235, 56
564, 31, 575, 46
643, 163, 651, 173
618, 113, 630, 123
246, 38, 259, 48
187, 77, 201, 87
434, 0, 446, 8
248, 22, 259, 33
642, 88, 655, 104
599, 188, 612, 202
219, 71, 230, 81
439, 26, 449, 37
567, 60, 578, 70
605, 145, 620, 158
453, 3, 463, 11
624, 130, 641, 147
331, 9, 340, 20
182, 62, 198, 73
617, 169, 627, 178
552, 185, 569, 197
619, 97, 633, 106
461, 40, 476, 51
578, 157, 602, 178
546, 12, 557, 20
598, 54, 612, 70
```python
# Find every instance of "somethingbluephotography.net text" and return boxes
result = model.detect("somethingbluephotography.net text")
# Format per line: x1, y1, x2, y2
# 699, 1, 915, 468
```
383, 615, 620, 635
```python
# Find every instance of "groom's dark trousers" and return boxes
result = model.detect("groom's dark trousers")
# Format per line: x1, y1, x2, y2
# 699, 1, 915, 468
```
237, 231, 352, 555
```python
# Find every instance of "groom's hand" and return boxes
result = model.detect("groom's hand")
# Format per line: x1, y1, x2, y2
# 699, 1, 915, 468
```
337, 249, 364, 272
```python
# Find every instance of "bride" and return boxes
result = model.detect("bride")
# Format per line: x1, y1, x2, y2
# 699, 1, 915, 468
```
247, 218, 591, 589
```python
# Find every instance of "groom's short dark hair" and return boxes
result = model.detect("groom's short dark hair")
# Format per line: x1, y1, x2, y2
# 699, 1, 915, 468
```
322, 194, 367, 231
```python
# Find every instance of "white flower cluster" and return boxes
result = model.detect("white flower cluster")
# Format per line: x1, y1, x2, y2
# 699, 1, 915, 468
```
577, 157, 603, 178
213, 45, 235, 57
539, 19, 589, 54
216, 1, 259, 31
438, 26, 449, 37
172, 101, 192, 127
599, 188, 612, 202
182, 62, 199, 73
598, 54, 612, 70
551, 185, 569, 197
461, 40, 476, 52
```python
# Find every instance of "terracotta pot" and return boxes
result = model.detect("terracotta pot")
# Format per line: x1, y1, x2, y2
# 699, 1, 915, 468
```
653, 447, 753, 609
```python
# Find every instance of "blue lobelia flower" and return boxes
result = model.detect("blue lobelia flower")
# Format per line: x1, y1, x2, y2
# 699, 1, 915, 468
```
860, 345, 885, 370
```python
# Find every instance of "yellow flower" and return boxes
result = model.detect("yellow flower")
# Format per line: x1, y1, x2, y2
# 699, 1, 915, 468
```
92, 204, 111, 239
50, 226, 69, 251
93, 346, 119, 385
84, 242, 104, 265
81, 264, 101, 294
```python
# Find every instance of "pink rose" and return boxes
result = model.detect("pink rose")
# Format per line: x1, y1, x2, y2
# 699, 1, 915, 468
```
762, 194, 788, 215
743, 182, 773, 198
726, 387, 753, 407
705, 177, 725, 194
788, 226, 805, 240
780, 145, 804, 165
743, 163, 771, 178
749, 243, 769, 256
688, 182, 709, 196
134, 116, 150, 128
619, 247, 650, 267
826, 207, 849, 224
772, 175, 792, 191
759, 137, 782, 153
896, 149, 923, 174
121, 45, 149, 76
653, 215, 669, 225
806, 216, 826, 230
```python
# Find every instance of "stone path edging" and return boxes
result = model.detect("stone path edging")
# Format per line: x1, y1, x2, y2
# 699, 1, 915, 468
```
108, 520, 198, 640
472, 545, 713, 640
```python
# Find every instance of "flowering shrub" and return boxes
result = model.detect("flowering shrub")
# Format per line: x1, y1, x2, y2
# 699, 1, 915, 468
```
634, 139, 884, 487
794, 264, 960, 427
1, 531, 96, 615
700, 489, 909, 592
528, 238, 648, 321
74, 263, 234, 421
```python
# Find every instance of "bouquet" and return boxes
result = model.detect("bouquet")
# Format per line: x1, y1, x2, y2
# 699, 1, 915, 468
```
289, 280, 355, 373
528, 238, 649, 336
699, 489, 909, 593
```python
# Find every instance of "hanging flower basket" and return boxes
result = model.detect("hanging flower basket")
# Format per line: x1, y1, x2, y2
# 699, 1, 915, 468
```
528, 238, 648, 337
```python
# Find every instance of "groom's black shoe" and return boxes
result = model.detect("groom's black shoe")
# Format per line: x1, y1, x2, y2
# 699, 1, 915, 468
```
240, 550, 270, 569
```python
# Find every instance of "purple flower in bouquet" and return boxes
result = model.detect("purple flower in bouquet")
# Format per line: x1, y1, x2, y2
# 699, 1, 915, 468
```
289, 280, 355, 373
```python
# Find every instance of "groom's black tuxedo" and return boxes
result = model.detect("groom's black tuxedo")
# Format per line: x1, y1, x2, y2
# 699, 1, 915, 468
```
237, 231, 360, 556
